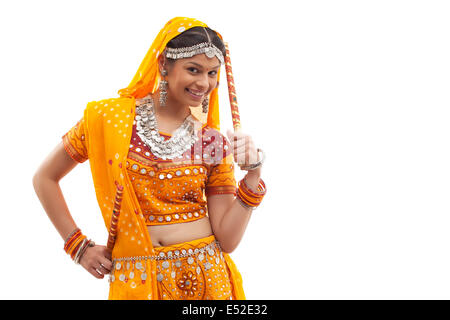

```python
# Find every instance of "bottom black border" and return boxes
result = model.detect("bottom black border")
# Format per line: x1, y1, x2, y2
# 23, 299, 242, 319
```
1, 300, 449, 318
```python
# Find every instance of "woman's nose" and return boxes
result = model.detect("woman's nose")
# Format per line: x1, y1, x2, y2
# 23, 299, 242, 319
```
195, 73, 209, 91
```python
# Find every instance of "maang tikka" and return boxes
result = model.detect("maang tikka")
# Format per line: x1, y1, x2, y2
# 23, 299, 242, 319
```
159, 69, 168, 106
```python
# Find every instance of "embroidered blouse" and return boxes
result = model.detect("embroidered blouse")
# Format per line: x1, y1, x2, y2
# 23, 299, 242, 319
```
62, 114, 237, 226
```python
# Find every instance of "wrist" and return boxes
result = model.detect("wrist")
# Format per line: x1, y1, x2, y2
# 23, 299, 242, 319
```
245, 167, 261, 178
238, 148, 265, 172
244, 170, 261, 193
64, 227, 95, 264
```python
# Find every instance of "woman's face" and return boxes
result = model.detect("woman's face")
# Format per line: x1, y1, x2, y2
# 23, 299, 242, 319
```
165, 53, 220, 107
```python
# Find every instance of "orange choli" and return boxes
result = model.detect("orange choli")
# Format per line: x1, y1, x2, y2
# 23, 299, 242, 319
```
63, 108, 237, 226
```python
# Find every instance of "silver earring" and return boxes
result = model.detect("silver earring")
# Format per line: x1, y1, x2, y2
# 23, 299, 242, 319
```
202, 96, 209, 113
159, 69, 168, 107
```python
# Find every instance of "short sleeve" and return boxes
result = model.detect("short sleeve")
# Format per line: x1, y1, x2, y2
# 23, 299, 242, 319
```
205, 135, 237, 196
62, 117, 88, 163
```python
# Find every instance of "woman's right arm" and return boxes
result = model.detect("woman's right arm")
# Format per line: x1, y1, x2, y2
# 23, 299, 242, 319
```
32, 141, 80, 240
32, 142, 112, 278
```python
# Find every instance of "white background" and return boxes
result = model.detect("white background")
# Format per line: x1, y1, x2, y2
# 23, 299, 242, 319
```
1, 0, 450, 299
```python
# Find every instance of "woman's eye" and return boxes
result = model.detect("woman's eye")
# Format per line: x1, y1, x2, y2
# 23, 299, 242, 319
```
188, 67, 199, 73
209, 71, 218, 76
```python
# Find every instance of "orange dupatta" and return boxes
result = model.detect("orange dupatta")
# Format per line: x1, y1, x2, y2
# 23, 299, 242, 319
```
82, 17, 245, 299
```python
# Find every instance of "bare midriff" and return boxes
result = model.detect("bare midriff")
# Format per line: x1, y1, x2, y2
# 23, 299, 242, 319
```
148, 216, 213, 247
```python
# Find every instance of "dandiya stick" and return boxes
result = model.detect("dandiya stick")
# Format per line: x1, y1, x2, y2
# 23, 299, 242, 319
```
106, 183, 124, 252
225, 43, 263, 169
224, 42, 242, 132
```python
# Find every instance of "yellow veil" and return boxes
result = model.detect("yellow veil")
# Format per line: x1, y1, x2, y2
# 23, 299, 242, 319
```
117, 17, 222, 130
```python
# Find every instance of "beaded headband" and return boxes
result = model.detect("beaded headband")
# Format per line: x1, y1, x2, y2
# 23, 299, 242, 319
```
164, 28, 225, 64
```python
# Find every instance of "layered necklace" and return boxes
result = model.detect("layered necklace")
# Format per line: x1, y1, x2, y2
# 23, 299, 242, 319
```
134, 96, 200, 160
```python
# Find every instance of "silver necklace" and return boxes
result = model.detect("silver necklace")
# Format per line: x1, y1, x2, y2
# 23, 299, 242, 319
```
135, 96, 200, 160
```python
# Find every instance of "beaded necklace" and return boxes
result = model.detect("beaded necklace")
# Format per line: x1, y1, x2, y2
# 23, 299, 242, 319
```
135, 96, 200, 160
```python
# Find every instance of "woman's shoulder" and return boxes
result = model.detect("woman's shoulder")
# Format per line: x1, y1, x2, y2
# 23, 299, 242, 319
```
83, 96, 136, 124
80, 96, 136, 136
85, 96, 135, 112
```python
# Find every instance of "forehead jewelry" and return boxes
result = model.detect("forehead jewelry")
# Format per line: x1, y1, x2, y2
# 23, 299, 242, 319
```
164, 28, 224, 64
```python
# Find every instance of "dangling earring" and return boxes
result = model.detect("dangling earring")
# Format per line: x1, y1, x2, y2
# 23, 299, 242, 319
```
202, 96, 209, 113
159, 69, 168, 107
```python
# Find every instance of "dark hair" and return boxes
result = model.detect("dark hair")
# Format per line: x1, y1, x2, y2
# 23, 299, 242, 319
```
165, 27, 226, 61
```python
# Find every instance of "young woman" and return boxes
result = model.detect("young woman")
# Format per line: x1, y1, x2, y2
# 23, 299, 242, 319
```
32, 17, 266, 300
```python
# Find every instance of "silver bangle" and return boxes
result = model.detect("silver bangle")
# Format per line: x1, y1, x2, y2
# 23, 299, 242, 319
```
239, 148, 265, 171
74, 238, 87, 264
76, 240, 95, 264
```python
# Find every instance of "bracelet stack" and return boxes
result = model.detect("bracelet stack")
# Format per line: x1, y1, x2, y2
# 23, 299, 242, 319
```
63, 228, 95, 264
236, 178, 267, 210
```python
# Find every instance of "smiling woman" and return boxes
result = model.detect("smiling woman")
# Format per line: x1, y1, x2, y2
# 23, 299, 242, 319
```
32, 17, 267, 300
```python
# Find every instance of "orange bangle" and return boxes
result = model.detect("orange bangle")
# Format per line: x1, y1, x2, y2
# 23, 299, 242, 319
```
64, 228, 80, 246
64, 230, 82, 252
70, 238, 84, 260
241, 178, 266, 197
68, 235, 87, 258
64, 228, 87, 258
236, 178, 266, 208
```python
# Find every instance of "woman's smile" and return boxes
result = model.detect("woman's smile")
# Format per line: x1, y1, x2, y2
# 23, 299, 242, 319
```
185, 88, 206, 101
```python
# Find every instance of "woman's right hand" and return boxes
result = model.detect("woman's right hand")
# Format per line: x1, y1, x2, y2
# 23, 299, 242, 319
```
79, 245, 113, 279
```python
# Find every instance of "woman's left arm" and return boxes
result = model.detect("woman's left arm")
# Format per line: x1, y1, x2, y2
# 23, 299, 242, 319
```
207, 169, 261, 253
207, 130, 263, 253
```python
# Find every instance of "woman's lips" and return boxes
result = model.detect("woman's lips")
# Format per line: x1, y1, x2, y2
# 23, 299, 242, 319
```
186, 88, 205, 101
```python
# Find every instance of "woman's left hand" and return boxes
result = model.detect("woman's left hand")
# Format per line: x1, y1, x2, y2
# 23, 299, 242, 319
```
226, 129, 260, 171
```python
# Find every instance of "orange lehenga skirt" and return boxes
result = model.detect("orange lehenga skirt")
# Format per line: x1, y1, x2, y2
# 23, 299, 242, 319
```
110, 235, 235, 300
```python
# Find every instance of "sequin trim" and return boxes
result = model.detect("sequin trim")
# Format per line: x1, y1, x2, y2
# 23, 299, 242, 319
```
112, 240, 220, 263
143, 209, 206, 225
